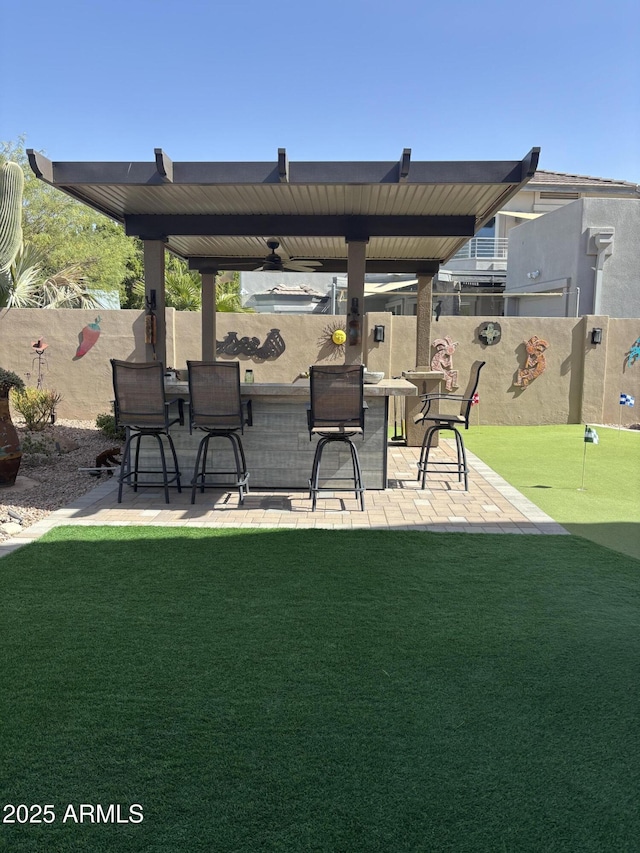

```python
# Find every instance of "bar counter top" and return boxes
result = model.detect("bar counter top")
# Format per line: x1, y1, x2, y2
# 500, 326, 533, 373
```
165, 378, 417, 397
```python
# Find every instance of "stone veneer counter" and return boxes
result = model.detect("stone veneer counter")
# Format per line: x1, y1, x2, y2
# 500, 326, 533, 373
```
161, 379, 417, 490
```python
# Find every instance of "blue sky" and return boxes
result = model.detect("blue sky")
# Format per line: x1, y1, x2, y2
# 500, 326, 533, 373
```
2, 0, 639, 181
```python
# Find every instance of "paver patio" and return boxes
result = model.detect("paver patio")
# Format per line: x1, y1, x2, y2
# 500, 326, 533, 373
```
0, 441, 567, 557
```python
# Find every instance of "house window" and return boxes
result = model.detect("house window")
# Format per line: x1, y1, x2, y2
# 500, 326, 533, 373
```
477, 217, 495, 238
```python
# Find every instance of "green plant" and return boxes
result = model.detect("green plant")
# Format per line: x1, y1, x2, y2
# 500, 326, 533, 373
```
0, 242, 102, 309
10, 386, 62, 431
0, 160, 24, 274
20, 433, 54, 456
96, 412, 125, 441
0, 367, 25, 397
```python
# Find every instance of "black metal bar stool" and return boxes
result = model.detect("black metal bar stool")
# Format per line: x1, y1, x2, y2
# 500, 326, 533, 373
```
415, 360, 485, 491
187, 361, 252, 505
111, 359, 183, 504
307, 364, 366, 511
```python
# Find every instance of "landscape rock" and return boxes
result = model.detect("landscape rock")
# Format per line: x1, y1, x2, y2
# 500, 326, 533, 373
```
0, 522, 23, 536
0, 420, 117, 545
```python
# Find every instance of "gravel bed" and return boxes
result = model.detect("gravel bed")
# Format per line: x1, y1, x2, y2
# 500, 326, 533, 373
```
0, 420, 121, 542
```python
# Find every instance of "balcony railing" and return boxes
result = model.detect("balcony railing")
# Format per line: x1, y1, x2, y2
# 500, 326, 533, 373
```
451, 237, 509, 260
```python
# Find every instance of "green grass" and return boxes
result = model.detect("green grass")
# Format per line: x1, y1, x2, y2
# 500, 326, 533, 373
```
464, 425, 640, 560
2, 526, 640, 852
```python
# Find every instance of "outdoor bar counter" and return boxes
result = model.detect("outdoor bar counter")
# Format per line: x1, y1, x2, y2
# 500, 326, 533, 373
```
162, 378, 417, 490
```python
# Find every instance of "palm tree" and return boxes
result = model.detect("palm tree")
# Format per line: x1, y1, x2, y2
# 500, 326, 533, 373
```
215, 276, 248, 312
0, 244, 101, 309
131, 261, 252, 312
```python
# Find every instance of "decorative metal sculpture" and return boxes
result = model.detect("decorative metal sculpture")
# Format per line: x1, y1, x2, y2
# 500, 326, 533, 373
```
431, 336, 459, 391
478, 321, 502, 346
514, 335, 549, 387
30, 338, 49, 388
317, 322, 347, 361
624, 337, 640, 369
216, 328, 285, 359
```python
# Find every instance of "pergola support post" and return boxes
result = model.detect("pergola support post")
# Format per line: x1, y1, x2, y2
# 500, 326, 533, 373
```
201, 272, 217, 360
345, 239, 368, 365
143, 240, 166, 365
415, 272, 434, 370
403, 272, 444, 447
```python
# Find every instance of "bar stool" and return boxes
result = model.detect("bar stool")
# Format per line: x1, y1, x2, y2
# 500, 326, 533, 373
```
307, 364, 366, 511
110, 359, 183, 504
415, 360, 485, 491
187, 361, 252, 505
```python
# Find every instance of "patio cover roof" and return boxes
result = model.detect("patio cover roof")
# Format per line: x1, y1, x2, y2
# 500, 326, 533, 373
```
27, 147, 540, 275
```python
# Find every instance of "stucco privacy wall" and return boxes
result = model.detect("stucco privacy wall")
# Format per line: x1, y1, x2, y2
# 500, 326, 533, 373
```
1, 308, 639, 426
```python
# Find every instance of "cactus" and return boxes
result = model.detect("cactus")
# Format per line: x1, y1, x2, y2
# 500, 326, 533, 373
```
0, 161, 24, 274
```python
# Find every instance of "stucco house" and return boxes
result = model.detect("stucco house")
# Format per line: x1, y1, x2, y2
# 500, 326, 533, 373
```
504, 196, 640, 317
377, 170, 640, 318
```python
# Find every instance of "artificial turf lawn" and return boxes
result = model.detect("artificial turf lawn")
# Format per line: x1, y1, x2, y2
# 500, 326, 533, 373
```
464, 424, 640, 560
1, 526, 640, 852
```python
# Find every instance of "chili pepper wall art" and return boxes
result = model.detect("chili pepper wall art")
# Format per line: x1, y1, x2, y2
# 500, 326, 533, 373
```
74, 317, 102, 359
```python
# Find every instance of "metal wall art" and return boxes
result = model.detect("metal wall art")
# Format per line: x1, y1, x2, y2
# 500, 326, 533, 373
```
514, 335, 549, 387
74, 317, 102, 359
216, 328, 285, 359
625, 336, 640, 369
318, 322, 347, 360
431, 336, 459, 391
478, 321, 501, 346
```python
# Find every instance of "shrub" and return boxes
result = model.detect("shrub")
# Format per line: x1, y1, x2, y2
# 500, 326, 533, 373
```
20, 433, 54, 456
10, 386, 62, 431
0, 367, 25, 397
96, 412, 126, 441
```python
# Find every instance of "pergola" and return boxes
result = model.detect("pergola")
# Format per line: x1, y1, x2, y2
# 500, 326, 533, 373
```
27, 146, 540, 366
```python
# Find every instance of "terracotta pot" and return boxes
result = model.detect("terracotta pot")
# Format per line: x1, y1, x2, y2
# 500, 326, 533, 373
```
0, 395, 22, 487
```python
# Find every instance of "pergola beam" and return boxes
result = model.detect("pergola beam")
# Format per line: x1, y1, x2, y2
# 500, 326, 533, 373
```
26, 149, 540, 187
154, 148, 173, 183
188, 258, 441, 275
278, 148, 289, 183
124, 214, 476, 239
399, 148, 411, 182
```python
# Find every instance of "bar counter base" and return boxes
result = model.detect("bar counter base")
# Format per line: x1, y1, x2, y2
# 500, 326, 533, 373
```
152, 380, 417, 491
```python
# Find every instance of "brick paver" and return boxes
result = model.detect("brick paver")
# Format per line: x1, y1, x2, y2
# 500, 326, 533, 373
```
0, 441, 567, 557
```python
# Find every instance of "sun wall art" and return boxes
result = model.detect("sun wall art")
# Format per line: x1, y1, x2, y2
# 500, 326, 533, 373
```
318, 322, 347, 360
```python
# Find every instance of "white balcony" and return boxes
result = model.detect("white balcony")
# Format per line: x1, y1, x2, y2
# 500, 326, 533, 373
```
451, 237, 509, 260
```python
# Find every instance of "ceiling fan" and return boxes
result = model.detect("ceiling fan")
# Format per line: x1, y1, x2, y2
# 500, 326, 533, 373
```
254, 238, 322, 273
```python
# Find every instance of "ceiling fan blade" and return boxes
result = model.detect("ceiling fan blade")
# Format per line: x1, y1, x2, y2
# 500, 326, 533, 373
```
284, 260, 323, 272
